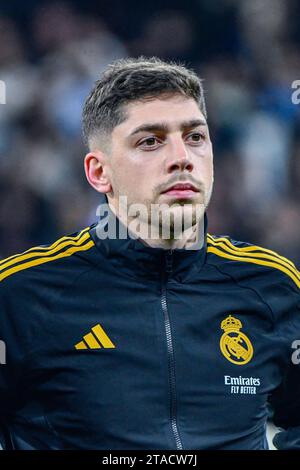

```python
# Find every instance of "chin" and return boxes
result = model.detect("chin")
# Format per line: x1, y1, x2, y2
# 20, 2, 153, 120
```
157, 203, 204, 236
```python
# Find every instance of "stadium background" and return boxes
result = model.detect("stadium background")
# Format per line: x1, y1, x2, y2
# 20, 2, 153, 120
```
0, 0, 299, 264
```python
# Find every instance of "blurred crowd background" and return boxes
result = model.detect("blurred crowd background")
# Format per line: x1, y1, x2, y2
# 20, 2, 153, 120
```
0, 0, 299, 265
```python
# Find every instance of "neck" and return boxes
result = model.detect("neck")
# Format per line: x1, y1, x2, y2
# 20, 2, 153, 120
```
107, 202, 205, 251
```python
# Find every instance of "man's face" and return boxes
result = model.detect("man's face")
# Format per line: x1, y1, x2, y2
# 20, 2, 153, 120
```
104, 93, 214, 233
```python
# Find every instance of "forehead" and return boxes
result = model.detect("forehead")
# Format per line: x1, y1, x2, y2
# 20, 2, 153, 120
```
117, 94, 206, 132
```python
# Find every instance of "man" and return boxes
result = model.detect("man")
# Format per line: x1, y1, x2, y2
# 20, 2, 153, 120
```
0, 57, 299, 450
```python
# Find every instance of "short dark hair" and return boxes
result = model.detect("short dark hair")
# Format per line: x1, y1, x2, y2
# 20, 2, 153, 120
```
82, 56, 207, 149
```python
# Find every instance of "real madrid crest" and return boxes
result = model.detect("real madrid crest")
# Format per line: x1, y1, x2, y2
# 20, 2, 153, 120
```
220, 315, 253, 365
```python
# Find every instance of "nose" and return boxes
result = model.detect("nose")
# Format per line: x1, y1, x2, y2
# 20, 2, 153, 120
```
165, 136, 194, 174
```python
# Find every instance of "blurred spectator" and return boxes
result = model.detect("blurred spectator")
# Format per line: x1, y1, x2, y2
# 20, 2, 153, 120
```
129, 10, 195, 61
0, 0, 299, 268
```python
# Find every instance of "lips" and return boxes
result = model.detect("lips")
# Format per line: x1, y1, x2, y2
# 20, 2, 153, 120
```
161, 183, 200, 194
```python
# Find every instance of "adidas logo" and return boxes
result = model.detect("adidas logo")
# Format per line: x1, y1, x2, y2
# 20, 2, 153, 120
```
75, 324, 115, 350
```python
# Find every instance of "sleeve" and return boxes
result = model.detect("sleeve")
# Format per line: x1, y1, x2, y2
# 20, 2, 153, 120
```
0, 292, 15, 449
269, 353, 300, 449
267, 272, 300, 449
0, 279, 29, 449
0, 325, 12, 449
0, 296, 12, 421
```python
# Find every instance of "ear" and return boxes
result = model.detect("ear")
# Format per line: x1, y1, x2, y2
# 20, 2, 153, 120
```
84, 150, 112, 194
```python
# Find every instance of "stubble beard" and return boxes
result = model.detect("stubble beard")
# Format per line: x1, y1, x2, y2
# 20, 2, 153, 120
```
113, 183, 212, 242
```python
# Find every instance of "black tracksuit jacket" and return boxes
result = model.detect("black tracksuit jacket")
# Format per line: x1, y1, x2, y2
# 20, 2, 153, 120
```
0, 210, 299, 450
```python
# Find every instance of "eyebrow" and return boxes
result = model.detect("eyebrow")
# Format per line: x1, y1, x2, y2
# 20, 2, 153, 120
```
129, 119, 207, 137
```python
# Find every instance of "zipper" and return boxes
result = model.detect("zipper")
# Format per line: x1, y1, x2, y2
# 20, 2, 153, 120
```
161, 249, 183, 450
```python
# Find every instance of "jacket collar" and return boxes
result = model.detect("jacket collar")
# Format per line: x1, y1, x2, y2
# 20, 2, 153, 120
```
89, 204, 208, 282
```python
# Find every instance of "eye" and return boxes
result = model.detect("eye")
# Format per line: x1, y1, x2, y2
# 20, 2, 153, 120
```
186, 132, 206, 144
143, 137, 157, 146
137, 136, 162, 150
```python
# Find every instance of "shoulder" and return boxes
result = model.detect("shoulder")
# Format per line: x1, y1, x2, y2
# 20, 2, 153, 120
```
0, 226, 98, 359
206, 232, 300, 292
0, 225, 96, 289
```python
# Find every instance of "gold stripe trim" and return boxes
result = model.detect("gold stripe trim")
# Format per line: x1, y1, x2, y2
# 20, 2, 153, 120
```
0, 231, 91, 273
207, 235, 299, 282
0, 226, 91, 268
207, 233, 296, 269
207, 246, 300, 289
0, 240, 95, 282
